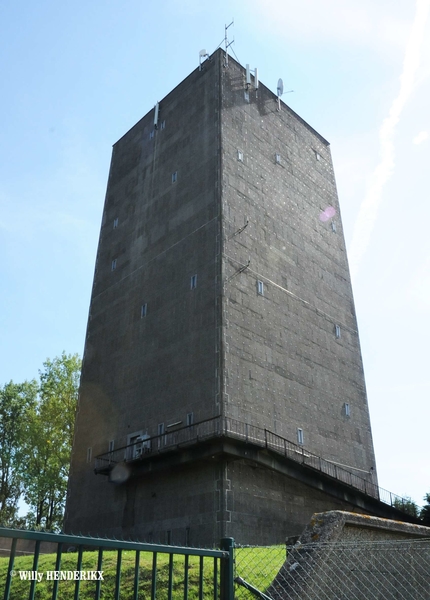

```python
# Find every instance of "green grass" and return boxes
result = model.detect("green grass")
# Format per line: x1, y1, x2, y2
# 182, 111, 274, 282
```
0, 551, 217, 599
234, 546, 286, 598
0, 545, 286, 599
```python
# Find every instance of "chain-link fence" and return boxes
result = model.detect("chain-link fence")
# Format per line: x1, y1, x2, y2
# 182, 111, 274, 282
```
234, 545, 286, 599
234, 539, 430, 600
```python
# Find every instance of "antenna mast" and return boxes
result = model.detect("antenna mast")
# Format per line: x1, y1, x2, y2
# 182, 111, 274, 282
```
224, 20, 234, 67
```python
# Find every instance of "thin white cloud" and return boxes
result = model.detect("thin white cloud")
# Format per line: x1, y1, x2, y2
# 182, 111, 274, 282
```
249, 0, 410, 50
348, 0, 430, 279
413, 130, 429, 144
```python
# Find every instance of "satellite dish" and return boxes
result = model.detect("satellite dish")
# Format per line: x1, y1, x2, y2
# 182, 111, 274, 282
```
277, 78, 284, 97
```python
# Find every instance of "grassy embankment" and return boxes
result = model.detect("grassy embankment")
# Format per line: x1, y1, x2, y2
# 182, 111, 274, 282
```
0, 545, 285, 599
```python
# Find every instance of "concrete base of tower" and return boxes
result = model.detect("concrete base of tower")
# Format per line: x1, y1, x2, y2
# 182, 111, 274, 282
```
65, 438, 417, 547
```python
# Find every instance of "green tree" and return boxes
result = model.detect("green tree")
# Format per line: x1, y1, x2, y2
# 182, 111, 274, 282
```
21, 352, 81, 531
420, 493, 430, 525
0, 381, 37, 525
392, 496, 419, 518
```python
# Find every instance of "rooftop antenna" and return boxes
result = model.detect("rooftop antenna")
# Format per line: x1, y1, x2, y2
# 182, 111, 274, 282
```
224, 20, 234, 67
154, 101, 159, 128
276, 78, 294, 110
246, 65, 259, 90
246, 64, 251, 87
199, 49, 209, 71
277, 79, 283, 110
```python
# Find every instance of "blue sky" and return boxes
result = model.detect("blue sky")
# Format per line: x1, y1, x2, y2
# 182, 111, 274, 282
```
1, 0, 429, 507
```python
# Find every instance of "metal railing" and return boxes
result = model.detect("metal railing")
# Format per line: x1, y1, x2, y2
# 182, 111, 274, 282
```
2, 531, 429, 600
225, 421, 377, 498
0, 527, 232, 600
94, 416, 222, 472
94, 416, 414, 515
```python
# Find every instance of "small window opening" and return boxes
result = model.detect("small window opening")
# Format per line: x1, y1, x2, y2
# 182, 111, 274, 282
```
127, 431, 144, 459
297, 428, 304, 445
108, 440, 114, 452
113, 218, 119, 229
275, 153, 281, 164
257, 280, 264, 296
172, 171, 177, 183
237, 150, 244, 162
158, 423, 165, 436
86, 447, 92, 463
111, 259, 117, 271
344, 403, 351, 417
244, 91, 249, 102
335, 324, 341, 339
149, 130, 154, 140
314, 150, 321, 161
160, 120, 166, 130
141, 303, 147, 318
186, 412, 194, 426
331, 221, 337, 233
190, 274, 197, 289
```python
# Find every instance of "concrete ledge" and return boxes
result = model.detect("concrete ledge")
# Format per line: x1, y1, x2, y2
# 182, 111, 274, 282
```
116, 438, 421, 525
299, 510, 430, 544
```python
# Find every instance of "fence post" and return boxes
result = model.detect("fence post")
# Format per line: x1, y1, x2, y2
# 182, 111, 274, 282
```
220, 537, 235, 600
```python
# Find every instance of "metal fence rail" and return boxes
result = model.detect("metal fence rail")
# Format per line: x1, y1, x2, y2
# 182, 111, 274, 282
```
235, 539, 430, 600
94, 415, 417, 516
0, 527, 230, 600
94, 416, 222, 472
2, 531, 429, 599
224, 419, 377, 496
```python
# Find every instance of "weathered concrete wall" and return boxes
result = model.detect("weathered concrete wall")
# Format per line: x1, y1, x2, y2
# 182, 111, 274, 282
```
220, 57, 376, 476
299, 510, 430, 543
269, 511, 430, 599
66, 52, 223, 537
0, 538, 57, 557
224, 463, 369, 545
66, 49, 379, 547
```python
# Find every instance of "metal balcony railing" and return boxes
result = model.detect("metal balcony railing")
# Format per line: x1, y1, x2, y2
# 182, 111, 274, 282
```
94, 416, 415, 515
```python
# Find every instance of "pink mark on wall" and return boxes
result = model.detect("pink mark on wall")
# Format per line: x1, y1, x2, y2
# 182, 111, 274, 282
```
319, 206, 336, 222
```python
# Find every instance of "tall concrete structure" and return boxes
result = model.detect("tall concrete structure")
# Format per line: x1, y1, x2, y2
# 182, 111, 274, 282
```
66, 49, 381, 546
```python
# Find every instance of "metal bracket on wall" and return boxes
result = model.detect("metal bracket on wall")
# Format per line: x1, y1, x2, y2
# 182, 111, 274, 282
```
226, 259, 250, 282
231, 219, 249, 238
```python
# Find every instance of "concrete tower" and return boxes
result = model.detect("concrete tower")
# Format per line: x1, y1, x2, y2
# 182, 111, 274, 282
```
65, 50, 380, 546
